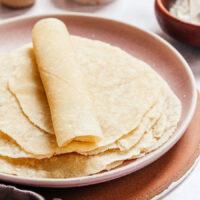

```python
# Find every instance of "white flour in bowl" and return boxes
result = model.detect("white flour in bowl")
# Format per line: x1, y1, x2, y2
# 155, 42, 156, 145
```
170, 0, 200, 24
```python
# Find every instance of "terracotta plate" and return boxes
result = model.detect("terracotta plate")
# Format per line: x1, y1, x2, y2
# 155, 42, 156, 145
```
0, 14, 197, 188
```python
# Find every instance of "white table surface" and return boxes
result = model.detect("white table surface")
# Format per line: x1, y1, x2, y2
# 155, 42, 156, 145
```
0, 0, 199, 199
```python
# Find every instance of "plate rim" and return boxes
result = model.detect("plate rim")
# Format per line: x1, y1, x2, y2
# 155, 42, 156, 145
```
0, 13, 197, 187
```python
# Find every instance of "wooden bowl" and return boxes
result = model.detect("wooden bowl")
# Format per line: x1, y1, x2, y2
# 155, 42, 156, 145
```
155, 0, 200, 46
1, 0, 35, 8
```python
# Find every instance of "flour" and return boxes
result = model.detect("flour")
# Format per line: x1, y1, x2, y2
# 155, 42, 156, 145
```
170, 0, 200, 24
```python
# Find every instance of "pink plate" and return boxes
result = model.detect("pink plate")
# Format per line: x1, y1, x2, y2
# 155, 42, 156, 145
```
0, 14, 197, 188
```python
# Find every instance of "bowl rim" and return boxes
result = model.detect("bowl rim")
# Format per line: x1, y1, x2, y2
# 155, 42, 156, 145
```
0, 13, 197, 188
155, 0, 200, 28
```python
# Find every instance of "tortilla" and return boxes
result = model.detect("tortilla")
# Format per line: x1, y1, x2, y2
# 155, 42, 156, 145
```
0, 132, 33, 159
0, 87, 181, 178
8, 48, 54, 134
117, 93, 166, 151
0, 50, 60, 157
32, 18, 103, 146
0, 92, 163, 159
7, 36, 166, 156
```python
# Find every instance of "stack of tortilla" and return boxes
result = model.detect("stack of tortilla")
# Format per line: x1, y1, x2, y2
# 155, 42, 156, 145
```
0, 18, 181, 178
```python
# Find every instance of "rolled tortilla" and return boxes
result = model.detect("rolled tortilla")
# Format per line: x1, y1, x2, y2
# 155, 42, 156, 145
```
32, 18, 103, 147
